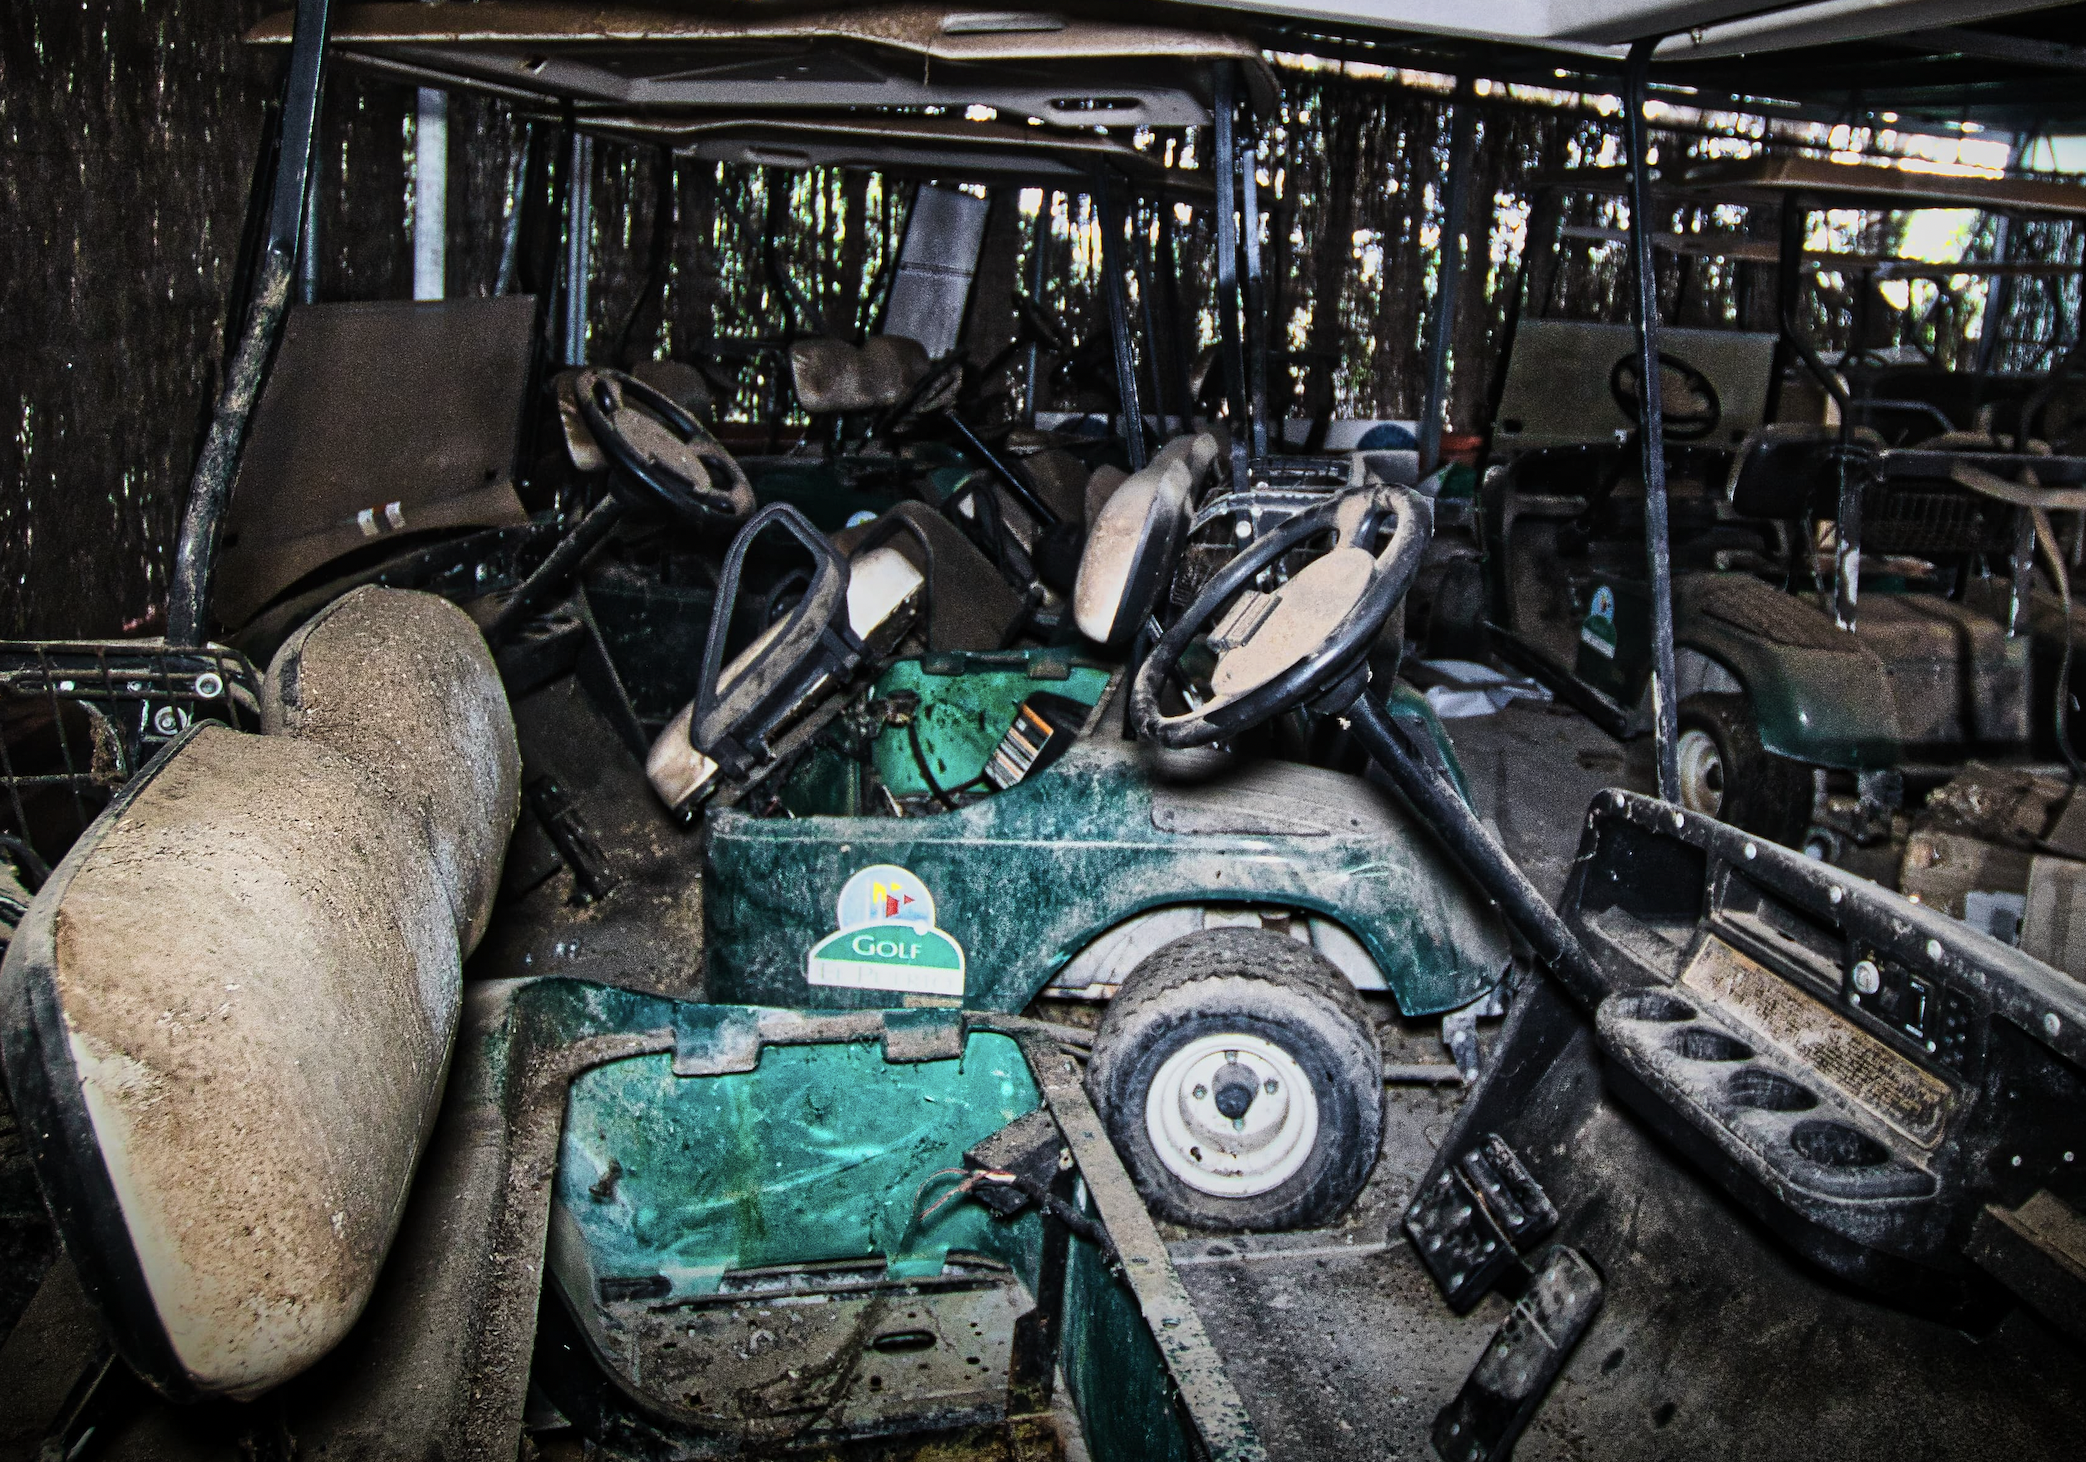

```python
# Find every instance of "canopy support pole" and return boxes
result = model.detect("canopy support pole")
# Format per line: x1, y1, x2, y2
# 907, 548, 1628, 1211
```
1023, 196, 1049, 429
1158, 206, 1195, 433
167, 0, 330, 647
1095, 172, 1148, 471
413, 87, 448, 301
562, 131, 594, 366
1419, 75, 1476, 479
1624, 38, 1682, 803
1240, 137, 1270, 459
1213, 66, 1249, 485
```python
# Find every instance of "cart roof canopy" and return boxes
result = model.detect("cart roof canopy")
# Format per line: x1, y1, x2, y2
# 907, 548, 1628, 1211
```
592, 111, 1214, 201
247, 2, 1278, 127
1532, 159, 2086, 276
1154, 0, 2062, 55
1144, 0, 2086, 135
1679, 155, 2086, 219
1542, 161, 2086, 220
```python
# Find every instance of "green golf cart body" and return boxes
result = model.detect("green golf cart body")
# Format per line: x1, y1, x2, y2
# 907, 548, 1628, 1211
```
702, 661, 1505, 1019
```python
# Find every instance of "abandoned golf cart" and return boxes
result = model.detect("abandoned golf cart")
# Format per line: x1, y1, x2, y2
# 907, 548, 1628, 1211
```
1480, 156, 2086, 865
0, 1, 1489, 1455
3, 2, 2086, 1460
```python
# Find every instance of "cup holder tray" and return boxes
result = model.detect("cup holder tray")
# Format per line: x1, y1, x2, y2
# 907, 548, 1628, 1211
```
1595, 988, 1937, 1206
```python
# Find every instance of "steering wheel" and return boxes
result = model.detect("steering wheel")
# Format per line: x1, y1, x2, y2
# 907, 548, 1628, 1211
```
1608, 351, 1722, 442
487, 369, 756, 645
575, 368, 755, 526
1130, 485, 1429, 748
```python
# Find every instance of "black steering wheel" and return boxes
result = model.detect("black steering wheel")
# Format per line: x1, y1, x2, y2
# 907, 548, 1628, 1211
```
1130, 485, 1429, 748
487, 369, 756, 645
1608, 351, 1722, 442
575, 368, 755, 527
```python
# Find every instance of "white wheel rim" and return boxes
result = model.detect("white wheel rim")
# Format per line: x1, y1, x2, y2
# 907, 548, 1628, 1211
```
1675, 728, 1725, 817
1143, 1032, 1319, 1199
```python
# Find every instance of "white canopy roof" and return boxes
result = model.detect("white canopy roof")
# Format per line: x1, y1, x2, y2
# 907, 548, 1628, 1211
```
1169, 0, 2066, 60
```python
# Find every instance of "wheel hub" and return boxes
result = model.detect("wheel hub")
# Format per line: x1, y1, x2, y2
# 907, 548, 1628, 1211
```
1211, 1060, 1259, 1119
1145, 1033, 1320, 1198
1676, 727, 1725, 817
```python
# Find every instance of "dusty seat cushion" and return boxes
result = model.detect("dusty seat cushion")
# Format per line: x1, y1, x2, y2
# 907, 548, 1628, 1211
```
790, 335, 932, 415
0, 587, 522, 1401
263, 586, 519, 952
0, 725, 463, 1400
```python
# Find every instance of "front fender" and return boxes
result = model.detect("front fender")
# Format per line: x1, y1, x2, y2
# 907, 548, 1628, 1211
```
1674, 577, 1900, 770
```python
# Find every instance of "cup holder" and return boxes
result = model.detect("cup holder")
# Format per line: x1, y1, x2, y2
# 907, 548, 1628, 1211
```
1670, 1027, 1753, 1063
1789, 1119, 1889, 1169
1609, 991, 1697, 1024
1725, 1068, 1819, 1113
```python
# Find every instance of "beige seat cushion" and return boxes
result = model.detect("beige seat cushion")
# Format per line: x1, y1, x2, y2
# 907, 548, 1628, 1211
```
790, 335, 932, 415
1073, 434, 1221, 647
834, 501, 1028, 652
0, 587, 519, 1401
263, 586, 519, 951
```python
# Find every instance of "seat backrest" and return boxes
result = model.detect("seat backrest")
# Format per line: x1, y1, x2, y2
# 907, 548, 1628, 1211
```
838, 500, 1028, 652
262, 587, 521, 950
646, 512, 929, 812
1073, 434, 1219, 649
881, 184, 991, 361
787, 184, 988, 415
1726, 423, 1845, 520
0, 588, 518, 1401
1083, 463, 1132, 527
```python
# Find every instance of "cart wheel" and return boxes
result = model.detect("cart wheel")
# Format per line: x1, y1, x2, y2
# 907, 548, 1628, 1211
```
1677, 692, 1812, 846
1085, 929, 1382, 1231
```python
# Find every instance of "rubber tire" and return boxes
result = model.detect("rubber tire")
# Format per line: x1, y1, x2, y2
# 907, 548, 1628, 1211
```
1677, 692, 1813, 847
1085, 928, 1383, 1231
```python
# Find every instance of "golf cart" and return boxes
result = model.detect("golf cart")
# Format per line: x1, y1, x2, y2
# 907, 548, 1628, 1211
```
0, 3, 1499, 1454
1481, 155, 2086, 857
251, 2, 1512, 1237
0, 8, 1298, 1453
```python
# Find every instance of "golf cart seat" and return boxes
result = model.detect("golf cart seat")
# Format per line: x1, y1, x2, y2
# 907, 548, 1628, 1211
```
833, 499, 1029, 652
1726, 423, 1885, 520
789, 334, 933, 415
785, 183, 988, 416
0, 586, 518, 1401
1729, 423, 2020, 559
1074, 433, 1220, 649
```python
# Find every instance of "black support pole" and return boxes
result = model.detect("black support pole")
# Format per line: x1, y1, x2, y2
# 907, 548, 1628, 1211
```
1762, 189, 1807, 427
1419, 75, 1476, 480
1023, 197, 1049, 428
1240, 137, 1271, 459
1158, 206, 1195, 432
1212, 67, 1249, 485
167, 0, 330, 647
1095, 172, 1148, 471
1624, 38, 1681, 804
1127, 203, 1169, 435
